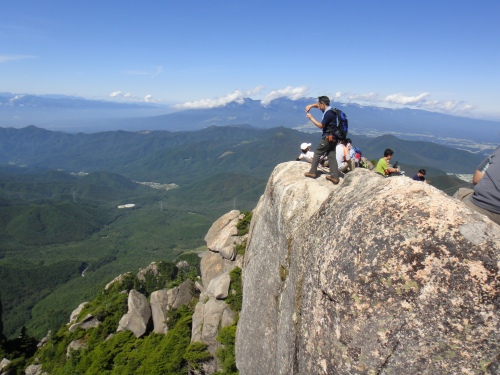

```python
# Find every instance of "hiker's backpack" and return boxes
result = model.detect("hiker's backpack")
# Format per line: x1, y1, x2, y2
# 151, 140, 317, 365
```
352, 146, 362, 158
328, 108, 348, 140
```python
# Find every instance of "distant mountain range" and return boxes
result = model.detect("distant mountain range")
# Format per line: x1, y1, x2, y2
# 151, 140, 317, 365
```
0, 125, 484, 178
1, 93, 499, 153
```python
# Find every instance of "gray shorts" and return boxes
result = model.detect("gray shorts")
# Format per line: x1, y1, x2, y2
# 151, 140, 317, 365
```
454, 187, 500, 225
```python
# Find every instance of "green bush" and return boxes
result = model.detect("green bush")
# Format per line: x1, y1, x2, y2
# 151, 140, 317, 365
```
34, 296, 196, 374
225, 267, 243, 313
236, 211, 252, 236
214, 325, 238, 375
183, 341, 213, 370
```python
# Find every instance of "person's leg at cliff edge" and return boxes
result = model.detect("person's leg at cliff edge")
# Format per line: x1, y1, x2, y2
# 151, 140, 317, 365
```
305, 137, 339, 184
305, 136, 329, 179
325, 139, 339, 184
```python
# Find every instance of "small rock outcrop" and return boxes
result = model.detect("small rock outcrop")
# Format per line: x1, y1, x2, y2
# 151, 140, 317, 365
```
0, 359, 11, 375
104, 272, 131, 290
117, 289, 152, 338
68, 314, 100, 333
66, 339, 87, 358
68, 302, 88, 324
24, 364, 46, 375
236, 162, 500, 375
136, 262, 160, 282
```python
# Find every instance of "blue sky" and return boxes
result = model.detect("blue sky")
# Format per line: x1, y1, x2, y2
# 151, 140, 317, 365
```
1, 0, 500, 119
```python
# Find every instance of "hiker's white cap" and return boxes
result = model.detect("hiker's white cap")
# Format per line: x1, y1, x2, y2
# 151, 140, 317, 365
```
300, 143, 311, 150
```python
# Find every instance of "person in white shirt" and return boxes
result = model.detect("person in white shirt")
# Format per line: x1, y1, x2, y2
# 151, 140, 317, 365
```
296, 142, 314, 163
345, 138, 360, 167
336, 140, 352, 173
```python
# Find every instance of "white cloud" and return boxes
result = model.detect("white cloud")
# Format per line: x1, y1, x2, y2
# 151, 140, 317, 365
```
346, 92, 379, 102
174, 89, 249, 109
261, 86, 308, 106
109, 91, 136, 99
420, 99, 476, 113
336, 91, 475, 115
109, 91, 155, 103
0, 55, 37, 63
246, 85, 265, 96
383, 92, 429, 105
172, 85, 474, 116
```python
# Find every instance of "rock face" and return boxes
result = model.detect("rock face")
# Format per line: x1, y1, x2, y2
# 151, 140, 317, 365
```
236, 162, 500, 374
190, 210, 244, 373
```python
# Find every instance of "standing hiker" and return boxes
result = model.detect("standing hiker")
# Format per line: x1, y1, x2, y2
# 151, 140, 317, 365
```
304, 96, 340, 184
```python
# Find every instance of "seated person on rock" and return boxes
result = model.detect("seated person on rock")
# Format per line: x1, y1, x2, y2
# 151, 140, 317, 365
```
336, 139, 354, 173
454, 146, 500, 225
296, 143, 314, 163
345, 138, 360, 167
297, 142, 328, 167
375, 148, 400, 176
413, 169, 427, 182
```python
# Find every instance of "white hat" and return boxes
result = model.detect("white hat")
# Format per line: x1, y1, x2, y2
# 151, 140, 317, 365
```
300, 142, 311, 150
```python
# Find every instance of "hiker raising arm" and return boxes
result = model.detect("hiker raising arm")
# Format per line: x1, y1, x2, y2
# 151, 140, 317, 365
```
305, 110, 325, 129
303, 96, 340, 184
305, 103, 319, 112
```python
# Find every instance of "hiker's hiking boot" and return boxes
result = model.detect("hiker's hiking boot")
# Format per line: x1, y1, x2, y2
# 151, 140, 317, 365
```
326, 175, 339, 184
304, 172, 317, 179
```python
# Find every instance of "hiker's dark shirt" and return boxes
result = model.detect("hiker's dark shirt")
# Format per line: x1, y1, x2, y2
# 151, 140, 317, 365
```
321, 109, 335, 137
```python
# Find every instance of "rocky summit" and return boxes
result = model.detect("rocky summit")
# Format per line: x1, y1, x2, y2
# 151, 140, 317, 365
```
236, 161, 500, 374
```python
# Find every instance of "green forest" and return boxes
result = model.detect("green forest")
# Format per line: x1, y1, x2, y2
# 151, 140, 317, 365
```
0, 166, 243, 340
0, 125, 476, 374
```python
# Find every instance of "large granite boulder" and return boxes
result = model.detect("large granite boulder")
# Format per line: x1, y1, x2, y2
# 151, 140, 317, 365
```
207, 272, 231, 299
150, 290, 170, 334
204, 210, 242, 261
204, 210, 240, 252
117, 289, 151, 338
236, 162, 500, 375
150, 279, 194, 334
200, 250, 240, 290
192, 297, 234, 351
